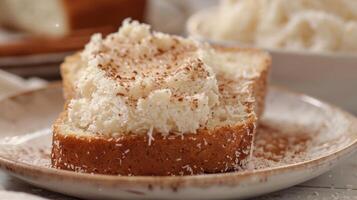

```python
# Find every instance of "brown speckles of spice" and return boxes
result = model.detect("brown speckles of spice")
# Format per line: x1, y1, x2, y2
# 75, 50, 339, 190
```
86, 28, 218, 109
191, 98, 199, 109
76, 22, 252, 136
92, 33, 201, 99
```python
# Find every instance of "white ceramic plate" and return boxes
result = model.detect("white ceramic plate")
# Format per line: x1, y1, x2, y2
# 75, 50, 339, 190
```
186, 8, 357, 114
0, 84, 356, 200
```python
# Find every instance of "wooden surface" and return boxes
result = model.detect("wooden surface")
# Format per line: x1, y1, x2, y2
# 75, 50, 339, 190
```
0, 152, 356, 200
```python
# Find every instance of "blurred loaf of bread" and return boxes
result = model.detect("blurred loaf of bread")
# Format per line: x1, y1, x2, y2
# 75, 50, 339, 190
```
189, 0, 357, 53
0, 0, 146, 36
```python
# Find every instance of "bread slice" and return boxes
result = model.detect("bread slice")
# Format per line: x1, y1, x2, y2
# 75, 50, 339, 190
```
52, 112, 256, 175
0, 0, 146, 36
51, 21, 271, 176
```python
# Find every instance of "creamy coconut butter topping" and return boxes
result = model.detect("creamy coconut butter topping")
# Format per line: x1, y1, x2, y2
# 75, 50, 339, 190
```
67, 20, 249, 136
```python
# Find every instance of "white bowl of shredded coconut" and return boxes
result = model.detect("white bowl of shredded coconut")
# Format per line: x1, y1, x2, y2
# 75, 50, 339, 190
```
186, 0, 357, 113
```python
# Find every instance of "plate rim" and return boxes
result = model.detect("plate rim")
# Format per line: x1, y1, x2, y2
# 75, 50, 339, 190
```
0, 84, 356, 188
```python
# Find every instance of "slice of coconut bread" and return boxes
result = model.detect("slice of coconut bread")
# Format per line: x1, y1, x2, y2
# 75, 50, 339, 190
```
51, 20, 271, 176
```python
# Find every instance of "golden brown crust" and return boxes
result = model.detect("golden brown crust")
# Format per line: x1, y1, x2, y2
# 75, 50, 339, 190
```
51, 112, 255, 176
61, 0, 146, 31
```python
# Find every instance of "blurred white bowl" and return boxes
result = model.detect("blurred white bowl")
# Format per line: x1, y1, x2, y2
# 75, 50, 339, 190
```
187, 9, 357, 114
